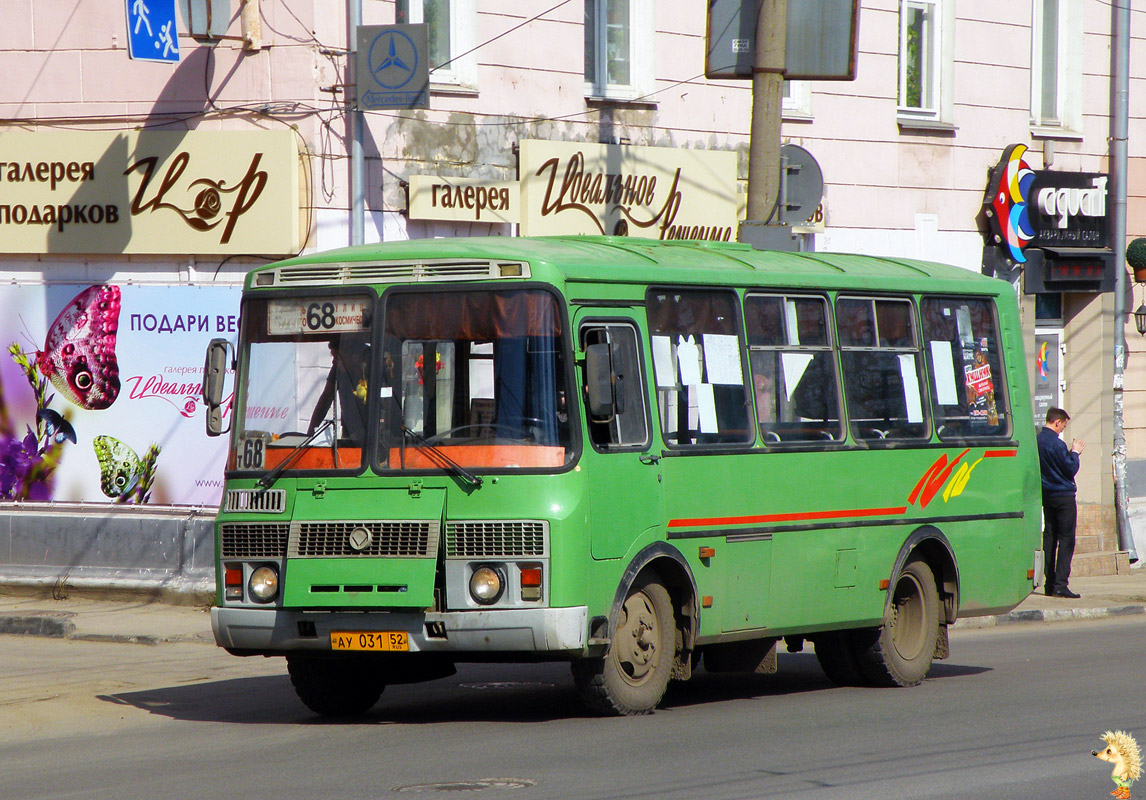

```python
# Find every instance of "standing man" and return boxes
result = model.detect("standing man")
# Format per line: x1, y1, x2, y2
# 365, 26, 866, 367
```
1037, 407, 1085, 598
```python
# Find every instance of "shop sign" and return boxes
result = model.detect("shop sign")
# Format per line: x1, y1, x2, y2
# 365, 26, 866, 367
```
518, 140, 738, 240
981, 143, 1110, 264
408, 175, 520, 223
981, 143, 1113, 292
0, 130, 300, 255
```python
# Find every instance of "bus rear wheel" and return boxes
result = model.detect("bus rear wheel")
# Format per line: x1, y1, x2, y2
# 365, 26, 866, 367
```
856, 557, 940, 687
287, 655, 385, 717
572, 575, 675, 716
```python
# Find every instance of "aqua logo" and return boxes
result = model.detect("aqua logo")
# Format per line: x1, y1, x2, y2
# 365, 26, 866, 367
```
989, 144, 1037, 263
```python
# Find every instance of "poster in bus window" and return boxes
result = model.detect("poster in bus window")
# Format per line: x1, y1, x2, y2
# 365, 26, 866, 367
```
962, 338, 999, 426
0, 283, 240, 506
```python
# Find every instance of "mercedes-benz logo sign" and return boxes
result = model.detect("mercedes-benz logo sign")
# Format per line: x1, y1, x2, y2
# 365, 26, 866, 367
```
348, 526, 373, 552
368, 30, 418, 90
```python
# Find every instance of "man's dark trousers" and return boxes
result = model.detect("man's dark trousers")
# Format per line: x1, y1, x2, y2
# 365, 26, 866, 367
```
1042, 492, 1077, 592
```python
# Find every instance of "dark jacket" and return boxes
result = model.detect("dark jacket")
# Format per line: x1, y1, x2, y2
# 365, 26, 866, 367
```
1037, 426, 1080, 495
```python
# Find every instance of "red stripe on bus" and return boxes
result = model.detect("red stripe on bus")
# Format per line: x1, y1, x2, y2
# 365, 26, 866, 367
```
983, 449, 1018, 457
667, 506, 909, 529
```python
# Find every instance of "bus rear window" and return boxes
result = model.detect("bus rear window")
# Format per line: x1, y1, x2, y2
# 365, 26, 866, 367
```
921, 297, 1009, 439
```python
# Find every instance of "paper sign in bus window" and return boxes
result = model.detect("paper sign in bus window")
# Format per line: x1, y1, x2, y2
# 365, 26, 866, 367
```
696, 383, 718, 433
785, 299, 801, 345
677, 335, 703, 386
929, 341, 959, 406
701, 334, 743, 385
780, 352, 814, 403
651, 335, 675, 388
899, 354, 924, 424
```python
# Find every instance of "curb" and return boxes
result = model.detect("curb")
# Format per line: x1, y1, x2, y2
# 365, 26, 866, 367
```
954, 603, 1146, 629
0, 613, 214, 646
0, 615, 76, 638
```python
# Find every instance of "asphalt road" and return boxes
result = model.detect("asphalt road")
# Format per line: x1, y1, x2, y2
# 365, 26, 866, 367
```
2, 617, 1144, 800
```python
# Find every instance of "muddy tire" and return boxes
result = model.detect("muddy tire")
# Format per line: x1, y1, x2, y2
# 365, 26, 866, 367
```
856, 557, 940, 687
287, 655, 385, 717
572, 574, 676, 716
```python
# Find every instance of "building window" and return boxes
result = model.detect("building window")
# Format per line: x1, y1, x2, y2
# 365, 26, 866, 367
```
782, 80, 812, 119
396, 0, 477, 90
898, 1, 938, 115
897, 0, 952, 126
584, 0, 654, 102
1031, 0, 1082, 134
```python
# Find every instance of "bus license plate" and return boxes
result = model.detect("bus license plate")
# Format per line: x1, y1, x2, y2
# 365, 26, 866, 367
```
330, 631, 409, 652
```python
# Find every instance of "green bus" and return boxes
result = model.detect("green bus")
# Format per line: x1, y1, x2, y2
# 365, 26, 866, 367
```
202, 236, 1042, 716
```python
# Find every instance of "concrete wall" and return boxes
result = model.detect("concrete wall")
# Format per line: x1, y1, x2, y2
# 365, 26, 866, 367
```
0, 504, 214, 603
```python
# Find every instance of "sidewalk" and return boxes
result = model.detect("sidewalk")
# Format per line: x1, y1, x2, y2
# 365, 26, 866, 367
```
0, 569, 1144, 644
953, 567, 1146, 629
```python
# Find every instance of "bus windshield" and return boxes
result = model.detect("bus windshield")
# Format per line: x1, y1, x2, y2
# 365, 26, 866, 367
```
232, 293, 374, 474
379, 288, 572, 471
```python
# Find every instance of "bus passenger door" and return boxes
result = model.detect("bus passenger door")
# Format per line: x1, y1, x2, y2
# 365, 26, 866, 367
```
577, 315, 664, 560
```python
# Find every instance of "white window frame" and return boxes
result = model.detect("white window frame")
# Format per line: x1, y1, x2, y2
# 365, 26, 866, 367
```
782, 80, 812, 119
584, 0, 655, 103
399, 0, 478, 92
896, 0, 954, 127
1030, 0, 1083, 136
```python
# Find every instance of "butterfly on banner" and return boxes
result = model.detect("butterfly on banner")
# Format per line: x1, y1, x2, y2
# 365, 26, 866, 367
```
36, 408, 77, 445
93, 435, 143, 498
35, 285, 122, 410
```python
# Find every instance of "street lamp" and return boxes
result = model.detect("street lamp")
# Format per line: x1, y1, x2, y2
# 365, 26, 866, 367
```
1135, 303, 1146, 336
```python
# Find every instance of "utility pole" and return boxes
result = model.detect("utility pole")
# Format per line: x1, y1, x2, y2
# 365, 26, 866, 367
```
1111, 0, 1136, 560
739, 0, 787, 239
348, 0, 365, 246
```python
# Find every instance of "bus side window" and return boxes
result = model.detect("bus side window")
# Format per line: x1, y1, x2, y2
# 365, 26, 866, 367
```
837, 297, 928, 441
921, 297, 1009, 438
580, 323, 650, 450
646, 289, 753, 447
745, 293, 843, 443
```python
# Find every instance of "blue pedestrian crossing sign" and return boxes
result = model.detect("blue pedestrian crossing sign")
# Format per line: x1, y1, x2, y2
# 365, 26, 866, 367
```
126, 0, 181, 63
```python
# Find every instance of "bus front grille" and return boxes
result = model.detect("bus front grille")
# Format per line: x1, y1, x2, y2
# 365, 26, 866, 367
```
224, 489, 286, 513
445, 521, 549, 558
220, 523, 290, 558
291, 520, 440, 558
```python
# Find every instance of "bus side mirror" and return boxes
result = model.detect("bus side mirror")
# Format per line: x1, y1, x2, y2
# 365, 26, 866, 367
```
585, 342, 616, 421
202, 338, 234, 437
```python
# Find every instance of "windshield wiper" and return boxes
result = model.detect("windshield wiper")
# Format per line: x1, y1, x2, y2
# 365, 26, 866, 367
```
400, 425, 483, 489
256, 419, 334, 490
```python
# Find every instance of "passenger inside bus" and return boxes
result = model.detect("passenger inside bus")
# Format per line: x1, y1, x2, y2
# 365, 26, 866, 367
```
308, 332, 370, 442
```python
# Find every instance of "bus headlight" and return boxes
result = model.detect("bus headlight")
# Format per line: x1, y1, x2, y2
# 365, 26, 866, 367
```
469, 565, 504, 605
248, 565, 280, 603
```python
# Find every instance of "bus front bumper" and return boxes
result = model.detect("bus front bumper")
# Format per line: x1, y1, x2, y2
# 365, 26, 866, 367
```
212, 605, 589, 656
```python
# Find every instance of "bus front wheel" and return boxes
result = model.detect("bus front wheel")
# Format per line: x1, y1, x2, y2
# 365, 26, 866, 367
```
572, 574, 676, 715
857, 557, 940, 687
287, 655, 385, 717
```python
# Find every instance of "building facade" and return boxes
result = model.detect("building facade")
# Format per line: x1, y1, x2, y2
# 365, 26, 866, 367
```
1, 0, 1144, 584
